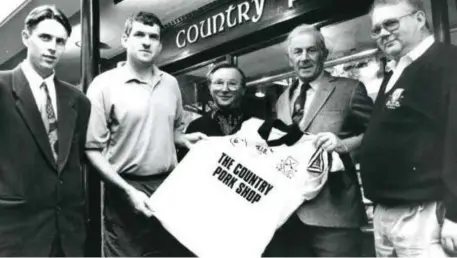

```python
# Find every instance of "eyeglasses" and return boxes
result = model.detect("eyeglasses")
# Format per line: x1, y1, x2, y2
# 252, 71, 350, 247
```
210, 80, 242, 91
370, 11, 417, 38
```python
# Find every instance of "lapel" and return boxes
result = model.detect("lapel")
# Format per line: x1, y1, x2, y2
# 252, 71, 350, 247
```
11, 66, 57, 170
278, 80, 296, 125
55, 78, 77, 173
302, 73, 336, 130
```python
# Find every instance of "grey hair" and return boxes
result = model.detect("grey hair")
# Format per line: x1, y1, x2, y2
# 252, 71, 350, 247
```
285, 24, 328, 53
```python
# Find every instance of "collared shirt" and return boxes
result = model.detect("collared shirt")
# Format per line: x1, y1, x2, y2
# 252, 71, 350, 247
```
385, 35, 435, 93
289, 72, 324, 120
85, 64, 185, 176
21, 61, 58, 118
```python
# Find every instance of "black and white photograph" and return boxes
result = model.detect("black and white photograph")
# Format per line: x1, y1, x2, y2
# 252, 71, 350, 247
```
0, 0, 457, 257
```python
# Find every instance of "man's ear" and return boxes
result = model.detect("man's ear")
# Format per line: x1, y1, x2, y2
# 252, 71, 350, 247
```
322, 48, 329, 60
415, 10, 428, 30
287, 52, 294, 68
120, 33, 128, 49
21, 29, 30, 47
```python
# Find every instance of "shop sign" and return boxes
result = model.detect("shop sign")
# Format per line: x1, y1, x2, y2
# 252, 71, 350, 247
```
158, 0, 330, 65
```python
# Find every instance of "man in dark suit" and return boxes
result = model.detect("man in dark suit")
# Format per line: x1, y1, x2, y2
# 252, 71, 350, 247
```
266, 24, 373, 257
360, 0, 457, 256
0, 5, 91, 256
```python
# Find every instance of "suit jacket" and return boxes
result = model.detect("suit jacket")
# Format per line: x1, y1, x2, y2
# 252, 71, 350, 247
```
276, 72, 373, 228
185, 111, 253, 136
0, 66, 91, 256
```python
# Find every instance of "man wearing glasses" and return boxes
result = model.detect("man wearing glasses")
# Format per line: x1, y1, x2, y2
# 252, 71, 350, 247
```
360, 0, 457, 256
184, 63, 251, 138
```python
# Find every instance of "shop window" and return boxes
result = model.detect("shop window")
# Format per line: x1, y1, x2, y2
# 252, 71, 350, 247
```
446, 0, 457, 45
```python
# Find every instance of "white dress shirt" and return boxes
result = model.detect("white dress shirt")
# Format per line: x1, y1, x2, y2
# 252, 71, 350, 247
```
21, 61, 58, 119
384, 35, 435, 93
290, 72, 324, 119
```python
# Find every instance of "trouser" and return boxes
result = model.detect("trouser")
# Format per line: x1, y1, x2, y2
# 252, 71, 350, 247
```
263, 214, 363, 257
49, 235, 65, 257
373, 201, 448, 257
103, 173, 194, 257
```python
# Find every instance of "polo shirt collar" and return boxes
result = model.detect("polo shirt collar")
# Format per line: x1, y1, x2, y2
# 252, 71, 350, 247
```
119, 62, 164, 85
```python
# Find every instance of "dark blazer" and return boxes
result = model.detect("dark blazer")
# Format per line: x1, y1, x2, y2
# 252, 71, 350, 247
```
0, 66, 91, 256
360, 42, 457, 222
186, 112, 252, 136
276, 72, 373, 228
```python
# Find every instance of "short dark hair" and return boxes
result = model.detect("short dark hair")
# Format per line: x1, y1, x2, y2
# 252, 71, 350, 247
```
124, 12, 163, 37
370, 0, 431, 30
206, 62, 247, 87
24, 5, 72, 36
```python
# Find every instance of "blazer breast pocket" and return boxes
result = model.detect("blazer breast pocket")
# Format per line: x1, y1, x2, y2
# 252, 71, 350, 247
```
313, 111, 345, 132
0, 167, 25, 203
320, 109, 344, 115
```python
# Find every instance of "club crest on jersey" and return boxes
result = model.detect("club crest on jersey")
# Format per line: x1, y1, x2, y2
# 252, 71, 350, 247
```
276, 156, 299, 179
256, 144, 274, 155
386, 88, 405, 109
229, 136, 247, 147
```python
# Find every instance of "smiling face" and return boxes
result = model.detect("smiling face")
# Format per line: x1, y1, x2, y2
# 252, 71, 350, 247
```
209, 67, 245, 109
22, 18, 68, 77
371, 2, 427, 59
287, 32, 328, 83
122, 21, 162, 65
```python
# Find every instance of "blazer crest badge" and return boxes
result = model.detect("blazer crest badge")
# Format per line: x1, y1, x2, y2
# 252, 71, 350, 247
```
386, 88, 405, 109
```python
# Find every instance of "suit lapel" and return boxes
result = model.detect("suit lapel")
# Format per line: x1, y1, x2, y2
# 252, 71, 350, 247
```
277, 80, 296, 125
11, 66, 57, 169
302, 74, 336, 130
55, 78, 77, 173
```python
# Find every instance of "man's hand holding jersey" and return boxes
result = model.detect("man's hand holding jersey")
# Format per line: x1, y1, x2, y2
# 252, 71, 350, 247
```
175, 131, 209, 149
313, 132, 348, 153
125, 186, 155, 218
441, 218, 457, 255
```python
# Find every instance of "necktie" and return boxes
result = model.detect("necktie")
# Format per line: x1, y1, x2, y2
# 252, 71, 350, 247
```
292, 83, 311, 125
41, 82, 59, 161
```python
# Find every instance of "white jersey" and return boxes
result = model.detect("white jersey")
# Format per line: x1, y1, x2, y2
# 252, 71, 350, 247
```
149, 118, 344, 257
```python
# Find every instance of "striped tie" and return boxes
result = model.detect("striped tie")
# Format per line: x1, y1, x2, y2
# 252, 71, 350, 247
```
292, 83, 311, 125
41, 82, 59, 161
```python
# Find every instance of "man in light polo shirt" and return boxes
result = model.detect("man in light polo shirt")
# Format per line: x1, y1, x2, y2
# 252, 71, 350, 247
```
85, 12, 206, 257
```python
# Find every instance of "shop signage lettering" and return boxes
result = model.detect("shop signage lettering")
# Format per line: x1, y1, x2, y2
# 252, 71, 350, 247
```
157, 0, 335, 65
288, 0, 297, 8
175, 0, 266, 48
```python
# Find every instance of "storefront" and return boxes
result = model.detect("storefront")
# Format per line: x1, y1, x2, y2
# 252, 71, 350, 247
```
73, 0, 455, 255
107, 0, 375, 123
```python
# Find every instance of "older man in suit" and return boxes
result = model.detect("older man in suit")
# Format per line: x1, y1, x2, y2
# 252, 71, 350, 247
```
265, 24, 373, 257
0, 5, 90, 256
